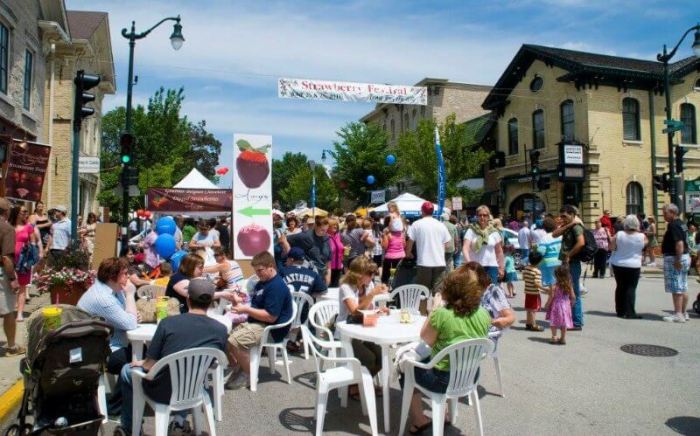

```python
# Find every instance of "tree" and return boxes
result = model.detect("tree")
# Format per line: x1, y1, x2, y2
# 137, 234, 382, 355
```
331, 122, 397, 203
272, 152, 309, 210
280, 165, 338, 211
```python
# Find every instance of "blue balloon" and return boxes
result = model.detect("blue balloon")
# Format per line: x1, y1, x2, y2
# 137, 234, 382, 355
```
367, 175, 375, 185
169, 249, 187, 271
155, 216, 177, 235
386, 154, 396, 165
154, 234, 177, 259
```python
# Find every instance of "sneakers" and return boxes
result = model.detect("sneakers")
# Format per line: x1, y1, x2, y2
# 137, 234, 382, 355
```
663, 314, 686, 323
684, 312, 690, 321
225, 372, 248, 390
5, 345, 26, 356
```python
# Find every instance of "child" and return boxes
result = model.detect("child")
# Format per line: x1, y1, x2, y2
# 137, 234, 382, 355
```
522, 251, 547, 331
546, 265, 576, 345
503, 246, 518, 298
152, 261, 172, 288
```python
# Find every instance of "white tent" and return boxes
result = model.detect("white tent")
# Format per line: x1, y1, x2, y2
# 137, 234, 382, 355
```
173, 168, 219, 189
374, 192, 451, 217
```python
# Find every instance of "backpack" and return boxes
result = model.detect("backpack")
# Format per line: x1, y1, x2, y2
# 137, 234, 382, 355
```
575, 225, 598, 262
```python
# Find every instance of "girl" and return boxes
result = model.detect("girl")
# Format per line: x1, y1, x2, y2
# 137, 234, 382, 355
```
503, 245, 518, 298
546, 265, 575, 345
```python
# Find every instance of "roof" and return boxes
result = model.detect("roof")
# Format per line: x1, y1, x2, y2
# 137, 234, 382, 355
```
462, 113, 496, 145
483, 44, 700, 110
66, 10, 107, 40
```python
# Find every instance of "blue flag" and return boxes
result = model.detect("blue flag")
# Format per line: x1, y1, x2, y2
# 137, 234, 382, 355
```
434, 127, 446, 217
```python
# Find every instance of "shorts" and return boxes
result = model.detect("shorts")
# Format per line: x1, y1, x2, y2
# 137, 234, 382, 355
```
540, 265, 556, 287
228, 322, 265, 350
0, 277, 15, 316
524, 293, 541, 311
505, 272, 518, 283
663, 255, 690, 293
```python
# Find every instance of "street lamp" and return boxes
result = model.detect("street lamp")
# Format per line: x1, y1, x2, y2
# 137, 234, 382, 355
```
657, 23, 700, 212
119, 15, 184, 250
309, 160, 317, 218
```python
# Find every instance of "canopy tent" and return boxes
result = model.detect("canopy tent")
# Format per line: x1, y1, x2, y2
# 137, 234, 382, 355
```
373, 192, 450, 217
289, 206, 328, 218
174, 168, 219, 189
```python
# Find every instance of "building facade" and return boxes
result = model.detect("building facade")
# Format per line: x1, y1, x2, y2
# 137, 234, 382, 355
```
482, 44, 700, 226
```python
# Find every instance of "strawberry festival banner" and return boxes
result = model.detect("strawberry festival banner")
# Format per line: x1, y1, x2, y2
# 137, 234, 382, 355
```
146, 188, 232, 212
233, 134, 273, 259
278, 77, 428, 105
4, 140, 51, 202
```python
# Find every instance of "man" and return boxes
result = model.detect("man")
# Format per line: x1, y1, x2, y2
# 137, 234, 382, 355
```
442, 212, 458, 272
273, 212, 290, 270
449, 215, 464, 268
518, 220, 532, 265
552, 205, 585, 330
281, 247, 327, 298
227, 251, 294, 389
0, 198, 23, 355
50, 205, 71, 255
405, 202, 451, 292
117, 278, 228, 434
173, 215, 184, 250
287, 215, 331, 284
661, 204, 691, 323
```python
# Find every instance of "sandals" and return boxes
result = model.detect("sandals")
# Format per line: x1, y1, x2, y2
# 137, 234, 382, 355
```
526, 324, 544, 331
549, 337, 560, 345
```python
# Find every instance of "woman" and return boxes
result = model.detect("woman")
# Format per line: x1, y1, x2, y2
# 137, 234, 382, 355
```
402, 267, 491, 433
120, 246, 151, 289
10, 205, 40, 322
645, 216, 658, 266
326, 217, 345, 287
341, 214, 374, 266
381, 215, 405, 284
609, 215, 647, 319
79, 212, 98, 256
459, 262, 516, 340
462, 205, 504, 285
369, 215, 384, 269
592, 219, 611, 278
166, 253, 205, 313
387, 201, 404, 233
29, 200, 52, 249
286, 216, 302, 235
203, 246, 244, 289
189, 220, 221, 265
336, 257, 388, 397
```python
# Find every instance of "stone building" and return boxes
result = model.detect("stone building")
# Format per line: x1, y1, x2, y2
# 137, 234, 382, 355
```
481, 44, 700, 226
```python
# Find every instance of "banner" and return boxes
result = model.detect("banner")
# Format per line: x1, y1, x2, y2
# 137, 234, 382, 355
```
233, 134, 273, 259
4, 141, 51, 202
146, 188, 232, 212
278, 77, 427, 105
370, 190, 386, 204
434, 127, 446, 217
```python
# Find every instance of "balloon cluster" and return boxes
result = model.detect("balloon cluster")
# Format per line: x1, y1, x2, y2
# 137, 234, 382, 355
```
366, 154, 396, 186
136, 209, 152, 219
153, 216, 186, 269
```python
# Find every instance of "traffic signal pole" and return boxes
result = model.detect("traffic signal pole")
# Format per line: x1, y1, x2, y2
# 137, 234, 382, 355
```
121, 32, 136, 252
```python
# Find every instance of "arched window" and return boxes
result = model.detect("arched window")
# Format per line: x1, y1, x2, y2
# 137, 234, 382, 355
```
626, 182, 643, 215
507, 118, 518, 155
560, 100, 575, 142
532, 109, 545, 149
680, 103, 697, 144
622, 97, 641, 141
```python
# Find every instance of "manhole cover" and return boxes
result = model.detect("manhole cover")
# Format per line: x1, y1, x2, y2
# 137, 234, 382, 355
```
620, 344, 678, 357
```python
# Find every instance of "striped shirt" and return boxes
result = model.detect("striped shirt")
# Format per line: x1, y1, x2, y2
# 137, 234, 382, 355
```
522, 266, 543, 295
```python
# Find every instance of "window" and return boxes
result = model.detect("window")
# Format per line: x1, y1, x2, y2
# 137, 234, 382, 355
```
507, 118, 518, 155
532, 109, 545, 149
680, 103, 696, 144
23, 50, 32, 110
622, 97, 641, 141
529, 76, 543, 92
0, 23, 8, 94
626, 182, 643, 215
560, 100, 575, 142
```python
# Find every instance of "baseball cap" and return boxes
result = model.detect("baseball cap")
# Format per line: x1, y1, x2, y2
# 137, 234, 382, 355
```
188, 278, 215, 305
288, 247, 305, 260
0, 198, 11, 212
54, 205, 67, 213
421, 201, 434, 215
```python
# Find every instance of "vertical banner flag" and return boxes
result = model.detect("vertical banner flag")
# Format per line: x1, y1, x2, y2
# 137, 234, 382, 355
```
5, 141, 51, 202
434, 127, 446, 217
233, 134, 273, 259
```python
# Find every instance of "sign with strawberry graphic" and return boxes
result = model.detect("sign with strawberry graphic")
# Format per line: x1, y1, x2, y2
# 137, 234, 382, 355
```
233, 134, 273, 259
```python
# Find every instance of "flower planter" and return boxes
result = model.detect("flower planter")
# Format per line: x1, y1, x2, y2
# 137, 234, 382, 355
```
49, 283, 88, 306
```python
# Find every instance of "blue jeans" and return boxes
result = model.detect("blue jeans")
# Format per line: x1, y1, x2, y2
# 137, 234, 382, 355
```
519, 248, 530, 265
569, 260, 583, 327
484, 266, 499, 285
453, 251, 463, 268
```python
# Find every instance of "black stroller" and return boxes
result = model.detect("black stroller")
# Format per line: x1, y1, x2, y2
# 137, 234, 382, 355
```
5, 306, 112, 436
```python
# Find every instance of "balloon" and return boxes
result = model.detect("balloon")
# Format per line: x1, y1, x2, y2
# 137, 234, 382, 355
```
155, 216, 176, 235
386, 154, 396, 165
169, 249, 187, 271
216, 167, 229, 175
136, 208, 145, 218
154, 234, 177, 259
366, 175, 375, 185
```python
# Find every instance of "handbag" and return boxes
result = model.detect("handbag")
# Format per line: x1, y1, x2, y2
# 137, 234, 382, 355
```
16, 243, 39, 274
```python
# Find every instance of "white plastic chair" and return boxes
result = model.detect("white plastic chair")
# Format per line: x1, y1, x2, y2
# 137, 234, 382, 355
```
131, 347, 227, 436
291, 291, 316, 359
301, 326, 378, 436
488, 331, 504, 397
249, 301, 298, 392
398, 338, 493, 436
374, 284, 430, 314
307, 300, 343, 361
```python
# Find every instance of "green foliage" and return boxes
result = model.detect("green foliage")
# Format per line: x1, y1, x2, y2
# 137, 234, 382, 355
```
280, 165, 338, 211
272, 152, 309, 209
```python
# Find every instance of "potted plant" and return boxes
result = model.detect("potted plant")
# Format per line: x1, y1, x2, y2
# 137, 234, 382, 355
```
36, 242, 95, 306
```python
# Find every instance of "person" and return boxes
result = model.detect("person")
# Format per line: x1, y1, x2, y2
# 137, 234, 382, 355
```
335, 257, 387, 398
9, 205, 39, 322
387, 201, 404, 233
117, 279, 228, 435
552, 205, 585, 330
546, 265, 576, 345
381, 215, 406, 285
29, 200, 52, 250
341, 214, 373, 267
442, 212, 459, 272
522, 251, 547, 331
286, 216, 302, 235
449, 215, 463, 267
287, 215, 332, 284
281, 247, 327, 297
120, 246, 152, 289
645, 216, 658, 266
518, 220, 532, 265
600, 209, 614, 235
273, 212, 290, 270
181, 219, 197, 245
609, 215, 646, 319
215, 218, 231, 257
49, 205, 71, 256
152, 261, 172, 288
189, 220, 221, 265
401, 267, 491, 434
0, 198, 23, 355
226, 251, 294, 389
503, 246, 517, 298
369, 215, 384, 270
593, 218, 611, 278
462, 205, 504, 285
204, 246, 244, 290
536, 217, 562, 294
613, 216, 624, 234
173, 216, 184, 250
660, 204, 690, 323
165, 253, 205, 314
405, 202, 451, 293
326, 218, 345, 287
79, 212, 98, 256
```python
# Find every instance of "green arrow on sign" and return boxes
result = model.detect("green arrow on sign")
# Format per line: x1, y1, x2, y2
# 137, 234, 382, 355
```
239, 206, 271, 217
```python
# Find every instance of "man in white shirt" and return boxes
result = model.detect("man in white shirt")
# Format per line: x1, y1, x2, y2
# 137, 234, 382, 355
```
405, 202, 451, 293
50, 205, 71, 255
518, 221, 532, 265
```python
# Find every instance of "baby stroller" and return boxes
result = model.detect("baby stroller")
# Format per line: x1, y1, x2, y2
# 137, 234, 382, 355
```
5, 306, 112, 436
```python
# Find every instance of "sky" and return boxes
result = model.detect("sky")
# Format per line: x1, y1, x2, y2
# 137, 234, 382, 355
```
67, 0, 700, 187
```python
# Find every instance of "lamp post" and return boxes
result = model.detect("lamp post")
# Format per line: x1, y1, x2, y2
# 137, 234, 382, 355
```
119, 16, 184, 250
309, 160, 317, 218
657, 24, 700, 211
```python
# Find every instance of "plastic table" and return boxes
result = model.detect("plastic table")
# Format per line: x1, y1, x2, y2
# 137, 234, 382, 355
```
319, 287, 339, 302
336, 311, 426, 432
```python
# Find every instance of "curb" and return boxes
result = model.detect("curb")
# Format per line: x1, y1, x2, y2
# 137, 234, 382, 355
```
0, 379, 23, 424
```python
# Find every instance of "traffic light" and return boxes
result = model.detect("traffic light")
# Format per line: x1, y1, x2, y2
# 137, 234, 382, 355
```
121, 166, 139, 187
537, 176, 551, 191
653, 173, 670, 192
675, 146, 689, 173
73, 70, 100, 131
489, 151, 506, 169
529, 150, 540, 175
120, 132, 135, 165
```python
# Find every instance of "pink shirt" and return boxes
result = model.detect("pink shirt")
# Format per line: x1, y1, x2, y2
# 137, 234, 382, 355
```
384, 231, 406, 260
327, 232, 344, 270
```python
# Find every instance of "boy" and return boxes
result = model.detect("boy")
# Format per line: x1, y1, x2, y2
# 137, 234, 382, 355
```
522, 251, 547, 331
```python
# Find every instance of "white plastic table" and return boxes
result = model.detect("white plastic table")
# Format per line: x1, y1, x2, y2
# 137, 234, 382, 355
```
319, 287, 339, 302
336, 311, 426, 433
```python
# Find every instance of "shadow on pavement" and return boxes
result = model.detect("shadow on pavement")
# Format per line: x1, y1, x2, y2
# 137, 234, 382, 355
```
292, 371, 316, 390
526, 337, 555, 344
665, 416, 700, 435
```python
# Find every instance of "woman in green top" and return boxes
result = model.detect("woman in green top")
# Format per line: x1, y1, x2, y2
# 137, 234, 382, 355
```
403, 268, 491, 433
